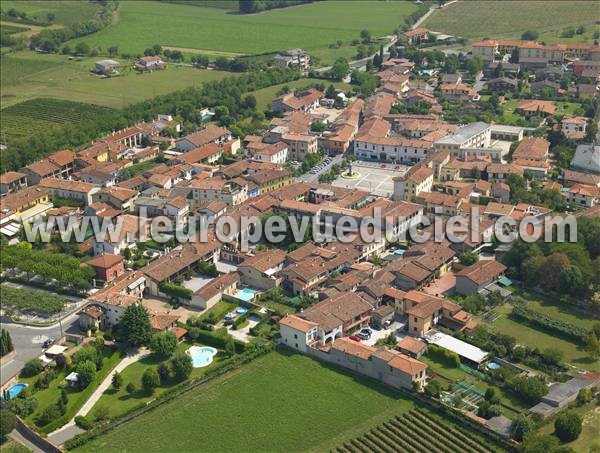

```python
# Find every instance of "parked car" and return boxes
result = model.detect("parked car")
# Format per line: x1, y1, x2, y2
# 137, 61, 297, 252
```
348, 335, 361, 342
357, 328, 372, 340
42, 338, 55, 349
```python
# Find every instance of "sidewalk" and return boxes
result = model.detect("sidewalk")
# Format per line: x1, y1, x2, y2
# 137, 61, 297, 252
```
47, 348, 150, 444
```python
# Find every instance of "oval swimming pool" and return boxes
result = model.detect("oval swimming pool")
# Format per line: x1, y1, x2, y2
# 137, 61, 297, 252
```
186, 346, 217, 368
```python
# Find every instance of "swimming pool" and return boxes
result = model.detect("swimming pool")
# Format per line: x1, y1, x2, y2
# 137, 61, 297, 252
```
186, 346, 217, 368
234, 288, 257, 302
487, 362, 501, 370
2, 383, 27, 400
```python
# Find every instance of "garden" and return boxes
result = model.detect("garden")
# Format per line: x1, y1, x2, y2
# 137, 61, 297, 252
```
6, 343, 123, 435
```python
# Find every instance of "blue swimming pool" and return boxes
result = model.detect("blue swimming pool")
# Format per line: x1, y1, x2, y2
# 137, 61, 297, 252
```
2, 383, 27, 400
236, 307, 248, 315
186, 346, 217, 368
234, 288, 257, 302
487, 362, 501, 370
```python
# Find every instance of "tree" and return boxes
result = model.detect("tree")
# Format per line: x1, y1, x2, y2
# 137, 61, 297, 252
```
510, 414, 534, 441
112, 371, 123, 390
75, 360, 96, 388
329, 58, 350, 81
157, 362, 170, 384
108, 46, 118, 57
521, 433, 558, 453
75, 42, 90, 56
170, 351, 193, 381
242, 94, 257, 110
225, 335, 236, 356
21, 358, 43, 377
484, 387, 500, 405
150, 331, 178, 358
0, 329, 14, 357
576, 25, 586, 35
360, 29, 371, 44
466, 56, 483, 76
424, 379, 442, 398
126, 382, 136, 394
326, 84, 337, 99
119, 304, 152, 346
521, 30, 539, 41
555, 412, 582, 442
510, 375, 548, 404
576, 387, 593, 405
141, 368, 160, 395
459, 251, 479, 266
0, 409, 16, 439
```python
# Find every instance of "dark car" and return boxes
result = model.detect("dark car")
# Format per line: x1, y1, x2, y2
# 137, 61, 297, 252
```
42, 338, 54, 348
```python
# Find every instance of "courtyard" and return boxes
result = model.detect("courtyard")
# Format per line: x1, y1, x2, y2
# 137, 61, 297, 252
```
331, 160, 409, 197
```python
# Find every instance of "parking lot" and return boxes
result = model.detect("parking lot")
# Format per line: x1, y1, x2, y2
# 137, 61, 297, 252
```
331, 161, 409, 197
362, 320, 407, 346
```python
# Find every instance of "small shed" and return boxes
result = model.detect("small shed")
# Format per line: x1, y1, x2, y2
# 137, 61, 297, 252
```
65, 372, 80, 388
396, 336, 427, 358
95, 59, 120, 75
370, 304, 395, 328
45, 345, 68, 358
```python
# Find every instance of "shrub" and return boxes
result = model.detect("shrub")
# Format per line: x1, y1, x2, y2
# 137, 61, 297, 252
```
5, 396, 38, 417
74, 415, 92, 430
576, 388, 593, 405
510, 375, 548, 404
126, 382, 136, 394
484, 387, 501, 405
37, 404, 61, 426
170, 351, 193, 382
424, 379, 442, 398
554, 412, 582, 442
510, 414, 534, 441
159, 282, 193, 300
428, 345, 460, 367
111, 371, 123, 390
141, 368, 160, 395
21, 358, 43, 377
157, 362, 170, 384
92, 406, 109, 422
75, 360, 97, 389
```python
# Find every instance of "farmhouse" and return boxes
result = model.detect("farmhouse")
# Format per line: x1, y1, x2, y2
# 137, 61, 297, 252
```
271, 88, 323, 113
515, 99, 556, 118
86, 253, 126, 283
455, 260, 507, 296
134, 55, 166, 71
176, 125, 232, 152
273, 49, 310, 70
403, 27, 430, 45
561, 116, 588, 140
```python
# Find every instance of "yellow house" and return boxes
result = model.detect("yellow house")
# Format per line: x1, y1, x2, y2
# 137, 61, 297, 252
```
247, 168, 292, 194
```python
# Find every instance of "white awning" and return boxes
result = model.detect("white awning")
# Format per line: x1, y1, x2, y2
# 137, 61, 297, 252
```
425, 331, 488, 364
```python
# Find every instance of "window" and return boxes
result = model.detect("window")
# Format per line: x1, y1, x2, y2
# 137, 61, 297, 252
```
294, 333, 298, 339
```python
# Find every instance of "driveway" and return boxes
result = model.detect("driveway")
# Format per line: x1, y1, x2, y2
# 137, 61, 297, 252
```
363, 320, 407, 346
227, 314, 261, 343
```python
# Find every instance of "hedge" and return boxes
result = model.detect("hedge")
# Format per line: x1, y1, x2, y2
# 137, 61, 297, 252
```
158, 282, 193, 300
186, 327, 246, 354
511, 304, 590, 341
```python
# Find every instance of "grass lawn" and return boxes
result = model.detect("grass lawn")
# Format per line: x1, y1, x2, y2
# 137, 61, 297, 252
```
423, 1, 599, 41
538, 402, 600, 453
483, 304, 599, 372
500, 99, 583, 125
75, 350, 426, 452
90, 341, 226, 420
0, 52, 229, 109
250, 77, 351, 112
68, 1, 417, 61
197, 299, 238, 322
19, 346, 123, 434
0, 440, 33, 453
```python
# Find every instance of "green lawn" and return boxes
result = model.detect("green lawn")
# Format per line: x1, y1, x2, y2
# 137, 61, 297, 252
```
423, 1, 599, 41
90, 342, 225, 420
19, 346, 123, 434
250, 77, 351, 112
1, 52, 229, 109
484, 304, 599, 372
538, 401, 600, 453
0, 440, 33, 453
197, 299, 238, 322
500, 99, 583, 125
68, 0, 417, 60
75, 350, 425, 452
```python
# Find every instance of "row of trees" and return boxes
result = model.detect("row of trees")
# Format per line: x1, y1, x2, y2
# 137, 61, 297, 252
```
0, 329, 13, 357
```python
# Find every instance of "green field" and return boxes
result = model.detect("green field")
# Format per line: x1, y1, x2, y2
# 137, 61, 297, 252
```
539, 401, 600, 453
0, 52, 229, 109
484, 304, 599, 372
0, 440, 33, 453
68, 0, 416, 59
501, 99, 583, 125
424, 1, 599, 41
1, 1, 102, 26
75, 350, 428, 452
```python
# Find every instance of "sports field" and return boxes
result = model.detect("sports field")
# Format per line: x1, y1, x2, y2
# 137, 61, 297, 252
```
423, 1, 599, 41
75, 350, 423, 452
0, 52, 228, 109
68, 1, 416, 58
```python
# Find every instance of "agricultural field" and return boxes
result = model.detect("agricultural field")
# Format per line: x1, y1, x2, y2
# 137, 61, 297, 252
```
0, 284, 67, 315
68, 0, 417, 62
1, 1, 102, 26
0, 98, 115, 142
423, 1, 599, 41
0, 52, 229, 109
337, 410, 494, 453
75, 350, 442, 452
